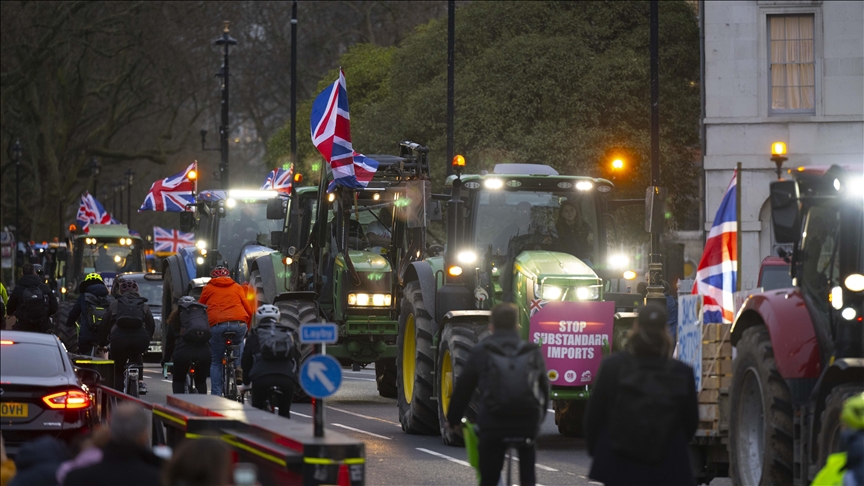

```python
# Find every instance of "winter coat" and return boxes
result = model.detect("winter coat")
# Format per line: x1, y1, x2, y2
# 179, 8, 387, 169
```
585, 352, 698, 486
241, 329, 299, 384
64, 282, 111, 343
198, 277, 253, 328
162, 309, 209, 364
8, 435, 71, 486
97, 293, 155, 346
62, 440, 163, 486
7, 274, 57, 332
446, 329, 550, 440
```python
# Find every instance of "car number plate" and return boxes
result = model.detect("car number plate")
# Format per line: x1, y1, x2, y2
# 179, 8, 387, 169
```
0, 402, 28, 418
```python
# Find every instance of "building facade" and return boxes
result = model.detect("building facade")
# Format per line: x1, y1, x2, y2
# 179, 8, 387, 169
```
703, 0, 864, 289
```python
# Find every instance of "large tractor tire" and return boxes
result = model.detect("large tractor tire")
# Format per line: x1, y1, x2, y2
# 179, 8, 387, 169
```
375, 358, 397, 399
729, 326, 793, 486
554, 399, 586, 437
397, 281, 439, 435
817, 384, 863, 469
53, 301, 77, 353
249, 270, 267, 305
437, 324, 483, 446
277, 299, 317, 403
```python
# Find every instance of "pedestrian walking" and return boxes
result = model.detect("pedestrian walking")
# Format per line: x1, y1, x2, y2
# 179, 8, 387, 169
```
7, 436, 70, 486
163, 296, 212, 394
64, 273, 112, 355
6, 263, 57, 333
584, 303, 698, 486
98, 278, 155, 394
240, 304, 299, 417
161, 437, 233, 486
199, 266, 252, 396
446, 303, 549, 486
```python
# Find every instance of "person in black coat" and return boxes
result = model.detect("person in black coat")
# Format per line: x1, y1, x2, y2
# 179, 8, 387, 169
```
446, 303, 550, 486
584, 303, 698, 486
8, 435, 71, 486
98, 279, 155, 392
64, 273, 112, 355
553, 199, 593, 264
162, 299, 211, 394
7, 263, 57, 333
240, 305, 299, 418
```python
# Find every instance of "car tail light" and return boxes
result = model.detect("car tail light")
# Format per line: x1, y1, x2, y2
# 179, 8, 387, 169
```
43, 390, 91, 410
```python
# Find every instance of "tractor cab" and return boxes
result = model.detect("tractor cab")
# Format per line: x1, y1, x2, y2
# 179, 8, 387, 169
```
63, 224, 144, 297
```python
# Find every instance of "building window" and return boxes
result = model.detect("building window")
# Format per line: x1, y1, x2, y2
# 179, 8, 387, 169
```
769, 15, 815, 113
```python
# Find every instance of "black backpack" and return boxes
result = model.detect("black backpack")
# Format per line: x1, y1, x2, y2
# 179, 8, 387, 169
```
114, 295, 146, 330
481, 340, 545, 419
81, 293, 112, 333
608, 354, 690, 464
257, 318, 296, 361
16, 284, 47, 325
178, 302, 212, 344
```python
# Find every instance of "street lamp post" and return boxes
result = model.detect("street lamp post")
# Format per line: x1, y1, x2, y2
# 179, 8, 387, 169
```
290, 1, 298, 169
126, 170, 134, 226
446, 0, 455, 177
215, 21, 237, 191
12, 139, 22, 278
646, 0, 666, 307
90, 157, 101, 199
117, 180, 124, 223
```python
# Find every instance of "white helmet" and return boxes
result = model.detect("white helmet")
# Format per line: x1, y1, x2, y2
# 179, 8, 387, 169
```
178, 296, 197, 307
256, 304, 280, 322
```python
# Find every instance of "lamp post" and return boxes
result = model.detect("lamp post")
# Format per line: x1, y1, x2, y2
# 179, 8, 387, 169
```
126, 170, 134, 226
446, 0, 455, 177
117, 180, 124, 223
770, 142, 788, 180
90, 157, 101, 199
645, 0, 667, 308
12, 139, 22, 278
290, 1, 298, 169
215, 21, 237, 190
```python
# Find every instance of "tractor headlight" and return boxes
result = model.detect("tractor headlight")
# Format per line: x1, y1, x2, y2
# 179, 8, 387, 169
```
457, 251, 477, 265
534, 283, 601, 301
540, 285, 563, 300
196, 240, 207, 250
348, 293, 391, 307
196, 257, 205, 265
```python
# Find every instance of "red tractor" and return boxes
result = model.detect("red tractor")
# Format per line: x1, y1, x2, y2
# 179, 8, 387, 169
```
727, 164, 863, 485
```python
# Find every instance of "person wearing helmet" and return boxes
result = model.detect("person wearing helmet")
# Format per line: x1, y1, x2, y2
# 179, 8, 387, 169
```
163, 296, 212, 393
98, 277, 155, 394
7, 263, 57, 333
842, 393, 864, 485
63, 273, 112, 354
199, 266, 253, 397
239, 305, 299, 417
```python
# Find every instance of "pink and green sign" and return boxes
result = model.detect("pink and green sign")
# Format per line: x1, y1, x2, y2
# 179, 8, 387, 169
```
529, 300, 615, 386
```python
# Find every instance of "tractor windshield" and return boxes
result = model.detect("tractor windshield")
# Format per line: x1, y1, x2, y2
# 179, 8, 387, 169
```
218, 200, 282, 269
473, 189, 598, 265
799, 205, 841, 318
81, 241, 143, 274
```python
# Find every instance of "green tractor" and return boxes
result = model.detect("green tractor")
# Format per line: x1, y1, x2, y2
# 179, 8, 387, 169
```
398, 161, 637, 443
250, 141, 436, 399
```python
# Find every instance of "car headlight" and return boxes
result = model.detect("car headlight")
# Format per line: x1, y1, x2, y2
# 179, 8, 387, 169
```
534, 283, 601, 301
348, 293, 392, 307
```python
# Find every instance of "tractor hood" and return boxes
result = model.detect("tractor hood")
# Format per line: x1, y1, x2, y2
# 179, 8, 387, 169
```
335, 250, 392, 273
513, 251, 598, 282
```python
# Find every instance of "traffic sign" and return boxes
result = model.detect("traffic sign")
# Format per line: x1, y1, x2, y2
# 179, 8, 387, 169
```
300, 323, 338, 344
300, 355, 343, 399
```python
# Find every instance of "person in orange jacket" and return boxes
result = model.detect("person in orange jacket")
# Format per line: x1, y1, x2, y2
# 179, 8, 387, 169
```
199, 265, 253, 396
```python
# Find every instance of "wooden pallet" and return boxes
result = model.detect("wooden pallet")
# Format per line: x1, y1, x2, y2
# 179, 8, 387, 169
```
698, 323, 733, 431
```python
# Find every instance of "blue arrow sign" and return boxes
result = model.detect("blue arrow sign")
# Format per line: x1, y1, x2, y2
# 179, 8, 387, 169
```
300, 355, 343, 399
300, 323, 338, 344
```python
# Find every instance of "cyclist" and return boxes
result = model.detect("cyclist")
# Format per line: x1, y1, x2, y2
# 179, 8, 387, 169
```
7, 263, 57, 333
64, 273, 112, 355
99, 278, 155, 393
240, 305, 299, 417
163, 296, 212, 394
199, 265, 252, 396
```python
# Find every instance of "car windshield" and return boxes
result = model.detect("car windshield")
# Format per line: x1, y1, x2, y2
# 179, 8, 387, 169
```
760, 265, 792, 290
82, 242, 143, 274
474, 189, 598, 264
218, 200, 282, 269
1, 343, 63, 377
134, 277, 163, 307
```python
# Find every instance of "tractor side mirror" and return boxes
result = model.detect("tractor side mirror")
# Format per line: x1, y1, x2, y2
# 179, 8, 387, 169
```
428, 200, 443, 222
770, 180, 801, 244
266, 197, 286, 220
179, 212, 195, 233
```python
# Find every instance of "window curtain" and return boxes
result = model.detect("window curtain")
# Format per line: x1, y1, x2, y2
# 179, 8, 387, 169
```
770, 16, 815, 110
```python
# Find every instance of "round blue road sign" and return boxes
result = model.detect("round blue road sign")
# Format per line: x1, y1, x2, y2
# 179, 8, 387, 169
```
299, 355, 343, 399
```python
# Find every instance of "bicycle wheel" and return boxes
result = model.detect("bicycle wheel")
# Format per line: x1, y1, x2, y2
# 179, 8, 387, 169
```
127, 369, 139, 399
223, 363, 236, 400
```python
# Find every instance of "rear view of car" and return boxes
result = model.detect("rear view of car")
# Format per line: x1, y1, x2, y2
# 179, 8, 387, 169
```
0, 331, 95, 455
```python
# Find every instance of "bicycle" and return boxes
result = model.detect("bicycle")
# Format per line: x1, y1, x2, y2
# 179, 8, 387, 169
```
184, 360, 199, 394
221, 331, 241, 401
123, 363, 140, 398
265, 386, 283, 415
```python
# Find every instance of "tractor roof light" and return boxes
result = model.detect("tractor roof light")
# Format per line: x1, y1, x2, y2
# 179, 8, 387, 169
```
294, 173, 303, 183
484, 179, 504, 190
845, 274, 864, 292
187, 169, 198, 181
227, 189, 279, 200
575, 181, 593, 191
452, 154, 466, 175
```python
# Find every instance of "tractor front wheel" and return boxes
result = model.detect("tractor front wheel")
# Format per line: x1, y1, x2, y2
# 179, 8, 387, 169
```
554, 399, 585, 437
397, 281, 439, 434
277, 299, 317, 403
437, 324, 483, 446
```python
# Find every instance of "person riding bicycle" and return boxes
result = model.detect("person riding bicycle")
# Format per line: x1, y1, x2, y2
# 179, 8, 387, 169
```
163, 296, 212, 394
7, 263, 57, 333
240, 305, 299, 418
199, 265, 252, 397
64, 273, 112, 355
99, 278, 155, 394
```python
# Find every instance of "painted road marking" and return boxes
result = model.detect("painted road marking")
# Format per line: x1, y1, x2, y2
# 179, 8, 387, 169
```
326, 406, 401, 427
332, 423, 392, 440
162, 380, 173, 383
292, 411, 312, 418
504, 453, 559, 472
342, 376, 376, 382
416, 448, 471, 467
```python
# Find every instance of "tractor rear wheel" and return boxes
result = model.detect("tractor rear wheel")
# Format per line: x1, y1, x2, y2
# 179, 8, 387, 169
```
249, 270, 267, 306
397, 281, 439, 435
554, 399, 586, 437
817, 383, 863, 469
437, 324, 483, 446
277, 299, 317, 403
375, 358, 397, 398
53, 301, 77, 353
729, 326, 793, 486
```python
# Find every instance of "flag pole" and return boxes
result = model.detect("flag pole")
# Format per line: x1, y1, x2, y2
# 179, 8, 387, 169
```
736, 162, 742, 291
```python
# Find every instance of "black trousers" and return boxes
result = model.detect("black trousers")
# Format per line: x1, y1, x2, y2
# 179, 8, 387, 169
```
478, 436, 536, 486
251, 375, 295, 418
171, 345, 211, 394
109, 334, 149, 391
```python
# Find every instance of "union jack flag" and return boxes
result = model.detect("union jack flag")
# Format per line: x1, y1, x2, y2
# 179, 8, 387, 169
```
153, 226, 195, 254
76, 192, 114, 233
693, 170, 738, 324
139, 162, 196, 212
261, 165, 293, 193
529, 299, 549, 317
310, 70, 378, 189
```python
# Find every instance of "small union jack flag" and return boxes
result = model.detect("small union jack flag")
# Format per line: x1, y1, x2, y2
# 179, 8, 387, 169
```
261, 165, 293, 193
153, 226, 195, 253
310, 70, 379, 190
693, 170, 737, 324
529, 299, 549, 317
76, 192, 115, 232
139, 162, 196, 212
